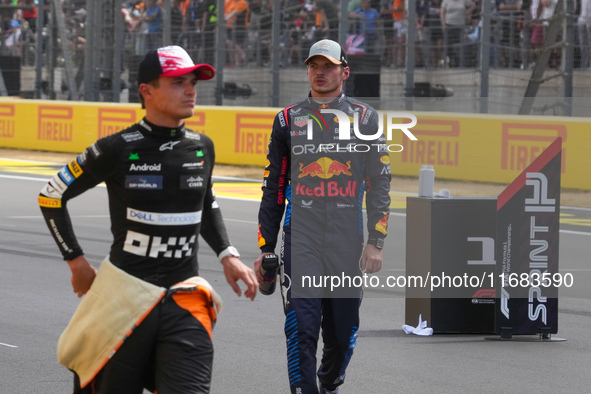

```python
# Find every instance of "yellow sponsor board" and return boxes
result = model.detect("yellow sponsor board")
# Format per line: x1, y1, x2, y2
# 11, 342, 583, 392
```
1, 99, 589, 190
0, 100, 145, 152
384, 112, 591, 190
0, 99, 275, 166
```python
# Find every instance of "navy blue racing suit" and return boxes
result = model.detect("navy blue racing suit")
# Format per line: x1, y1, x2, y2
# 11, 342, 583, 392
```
258, 92, 391, 393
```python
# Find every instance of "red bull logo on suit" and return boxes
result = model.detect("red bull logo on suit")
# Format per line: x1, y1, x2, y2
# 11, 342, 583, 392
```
298, 158, 352, 179
296, 157, 356, 198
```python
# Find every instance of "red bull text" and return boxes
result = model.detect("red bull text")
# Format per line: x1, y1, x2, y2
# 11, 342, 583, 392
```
294, 181, 357, 197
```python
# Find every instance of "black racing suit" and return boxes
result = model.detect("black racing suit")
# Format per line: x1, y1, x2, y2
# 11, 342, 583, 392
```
258, 92, 391, 393
39, 118, 231, 393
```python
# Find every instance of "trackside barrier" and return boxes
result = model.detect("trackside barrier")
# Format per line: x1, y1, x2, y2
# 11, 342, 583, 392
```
0, 99, 589, 190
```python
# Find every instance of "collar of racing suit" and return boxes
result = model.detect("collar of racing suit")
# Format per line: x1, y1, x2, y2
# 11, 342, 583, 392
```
305, 91, 347, 110
138, 117, 187, 139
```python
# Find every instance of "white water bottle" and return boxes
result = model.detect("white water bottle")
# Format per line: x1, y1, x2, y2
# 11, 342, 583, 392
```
418, 165, 435, 197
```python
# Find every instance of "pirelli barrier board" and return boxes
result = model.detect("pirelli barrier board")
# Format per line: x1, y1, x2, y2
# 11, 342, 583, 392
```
494, 138, 562, 340
0, 99, 590, 191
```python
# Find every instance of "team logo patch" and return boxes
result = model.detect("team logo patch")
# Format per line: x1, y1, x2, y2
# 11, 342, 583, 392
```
185, 132, 201, 140
375, 212, 389, 235
89, 143, 102, 159
181, 175, 205, 189
182, 161, 204, 169
124, 230, 196, 258
127, 208, 202, 226
158, 46, 194, 72
290, 129, 307, 137
77, 152, 87, 165
122, 131, 144, 142
294, 116, 309, 127
47, 174, 67, 195
301, 200, 313, 208
40, 182, 63, 200
59, 166, 75, 185
139, 119, 152, 131
278, 112, 286, 127
129, 163, 161, 172
68, 160, 83, 178
39, 196, 62, 208
334, 116, 354, 123
298, 158, 352, 179
125, 175, 163, 190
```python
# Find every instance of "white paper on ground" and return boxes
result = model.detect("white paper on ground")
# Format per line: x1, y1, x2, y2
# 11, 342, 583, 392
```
402, 314, 434, 336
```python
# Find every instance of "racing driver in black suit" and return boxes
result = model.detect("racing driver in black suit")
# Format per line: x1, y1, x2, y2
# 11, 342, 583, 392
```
39, 45, 257, 394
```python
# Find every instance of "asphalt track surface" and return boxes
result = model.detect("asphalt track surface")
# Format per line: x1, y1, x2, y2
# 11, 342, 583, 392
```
1, 157, 591, 394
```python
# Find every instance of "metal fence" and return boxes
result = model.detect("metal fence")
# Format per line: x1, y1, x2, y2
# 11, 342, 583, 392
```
0, 0, 589, 116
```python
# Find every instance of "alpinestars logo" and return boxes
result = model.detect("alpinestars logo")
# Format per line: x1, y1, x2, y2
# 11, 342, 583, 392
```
160, 140, 181, 151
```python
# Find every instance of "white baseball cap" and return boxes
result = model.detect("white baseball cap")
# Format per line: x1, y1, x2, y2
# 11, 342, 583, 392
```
304, 39, 348, 67
138, 45, 215, 84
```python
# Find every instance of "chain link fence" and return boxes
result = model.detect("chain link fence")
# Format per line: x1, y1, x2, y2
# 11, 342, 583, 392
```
0, 0, 589, 116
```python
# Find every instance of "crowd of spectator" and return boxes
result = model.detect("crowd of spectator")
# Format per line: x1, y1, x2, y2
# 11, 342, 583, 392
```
1, 0, 38, 57
1, 0, 591, 70
119, 0, 588, 69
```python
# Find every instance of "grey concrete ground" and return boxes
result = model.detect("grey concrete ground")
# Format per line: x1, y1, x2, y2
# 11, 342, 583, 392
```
1, 163, 590, 394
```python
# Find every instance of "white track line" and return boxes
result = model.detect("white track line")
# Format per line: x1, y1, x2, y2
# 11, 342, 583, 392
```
2, 175, 589, 234
0, 174, 48, 182
561, 206, 591, 212
0, 342, 18, 348
0, 157, 66, 165
225, 218, 257, 224
560, 229, 591, 237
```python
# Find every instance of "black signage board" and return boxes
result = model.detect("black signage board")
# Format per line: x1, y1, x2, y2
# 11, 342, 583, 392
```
495, 138, 561, 336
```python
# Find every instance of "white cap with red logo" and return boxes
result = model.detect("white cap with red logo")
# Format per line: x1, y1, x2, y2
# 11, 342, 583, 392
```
138, 45, 215, 84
